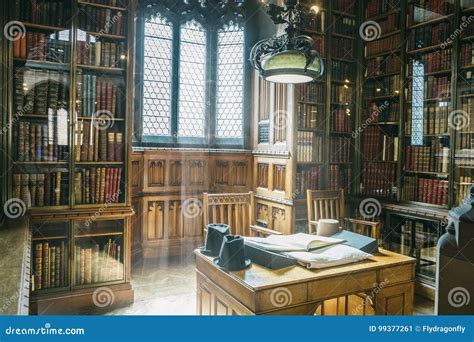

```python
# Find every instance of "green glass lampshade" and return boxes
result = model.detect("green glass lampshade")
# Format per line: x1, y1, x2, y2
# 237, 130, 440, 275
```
261, 50, 323, 84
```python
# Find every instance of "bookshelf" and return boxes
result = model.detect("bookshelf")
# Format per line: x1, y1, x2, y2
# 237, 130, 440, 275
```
7, 0, 134, 313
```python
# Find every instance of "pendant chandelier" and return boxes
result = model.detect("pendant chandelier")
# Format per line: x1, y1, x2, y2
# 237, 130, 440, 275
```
250, 0, 324, 84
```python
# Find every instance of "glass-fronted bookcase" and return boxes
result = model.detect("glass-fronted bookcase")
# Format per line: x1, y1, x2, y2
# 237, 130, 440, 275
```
6, 0, 134, 313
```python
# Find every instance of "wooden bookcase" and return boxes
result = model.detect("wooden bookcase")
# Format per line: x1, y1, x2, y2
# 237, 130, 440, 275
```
5, 0, 135, 313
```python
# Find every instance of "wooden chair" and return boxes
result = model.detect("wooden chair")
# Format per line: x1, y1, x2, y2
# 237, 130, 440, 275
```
203, 191, 281, 237
306, 189, 381, 240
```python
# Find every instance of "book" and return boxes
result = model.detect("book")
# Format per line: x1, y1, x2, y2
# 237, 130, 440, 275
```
245, 233, 345, 252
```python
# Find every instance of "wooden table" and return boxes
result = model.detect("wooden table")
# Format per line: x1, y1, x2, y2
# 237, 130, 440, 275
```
195, 249, 415, 315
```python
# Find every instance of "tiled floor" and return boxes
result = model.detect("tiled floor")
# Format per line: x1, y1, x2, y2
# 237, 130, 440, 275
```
107, 255, 434, 316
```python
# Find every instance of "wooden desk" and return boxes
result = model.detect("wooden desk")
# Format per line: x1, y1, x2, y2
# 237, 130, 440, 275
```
195, 249, 415, 315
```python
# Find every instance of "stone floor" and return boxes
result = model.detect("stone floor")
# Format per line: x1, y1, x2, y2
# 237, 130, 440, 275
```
107, 255, 434, 316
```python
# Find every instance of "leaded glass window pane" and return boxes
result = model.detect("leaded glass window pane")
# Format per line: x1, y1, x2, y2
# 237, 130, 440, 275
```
143, 15, 173, 136
216, 23, 244, 138
178, 20, 207, 137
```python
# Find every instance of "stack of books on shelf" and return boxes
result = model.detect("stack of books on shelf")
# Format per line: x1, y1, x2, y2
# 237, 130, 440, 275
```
461, 43, 474, 67
32, 241, 68, 291
331, 84, 352, 104
297, 132, 322, 163
332, 15, 356, 36
332, 109, 350, 132
13, 32, 70, 63
405, 105, 449, 134
78, 7, 125, 35
365, 34, 401, 56
299, 83, 324, 103
74, 168, 122, 205
14, 172, 68, 207
405, 144, 449, 173
457, 176, 473, 205
328, 165, 351, 191
75, 239, 123, 285
366, 55, 401, 77
329, 137, 351, 163
376, 12, 400, 32
362, 162, 396, 196
332, 37, 353, 59
75, 121, 123, 162
409, 22, 451, 50
408, 49, 452, 73
18, 0, 69, 26
366, 0, 400, 18
363, 126, 399, 161
455, 149, 474, 167
15, 122, 69, 162
403, 176, 448, 205
76, 72, 124, 117
408, 76, 451, 99
298, 103, 321, 129
332, 61, 351, 81
408, 0, 454, 25
459, 72, 474, 96
76, 41, 125, 68
296, 166, 323, 195
14, 69, 69, 114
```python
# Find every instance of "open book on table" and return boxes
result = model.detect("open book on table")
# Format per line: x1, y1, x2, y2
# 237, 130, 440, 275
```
244, 233, 345, 252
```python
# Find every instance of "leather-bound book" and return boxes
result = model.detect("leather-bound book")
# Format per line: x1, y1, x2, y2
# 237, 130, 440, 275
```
115, 132, 122, 162
55, 245, 61, 288
74, 172, 82, 205
34, 243, 43, 290
37, 174, 45, 207
81, 120, 90, 161
55, 172, 61, 206
75, 246, 81, 285
90, 168, 96, 204
92, 244, 100, 283
100, 168, 106, 203
85, 169, 90, 205
99, 129, 107, 161
75, 119, 82, 162
108, 132, 115, 162
20, 174, 31, 208
80, 248, 85, 285
44, 173, 51, 206
50, 246, 56, 288
42, 242, 49, 289
95, 168, 101, 204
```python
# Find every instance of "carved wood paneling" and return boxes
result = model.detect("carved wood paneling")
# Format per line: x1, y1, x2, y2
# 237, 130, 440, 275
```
169, 161, 183, 186
148, 160, 165, 187
232, 161, 247, 187
256, 203, 269, 227
214, 160, 230, 186
146, 201, 164, 241
168, 201, 183, 239
257, 163, 269, 188
273, 165, 286, 191
188, 160, 206, 185
272, 207, 286, 233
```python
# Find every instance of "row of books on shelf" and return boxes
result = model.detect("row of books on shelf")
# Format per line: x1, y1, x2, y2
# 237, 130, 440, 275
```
75, 120, 123, 162
405, 144, 450, 173
366, 54, 401, 77
459, 73, 474, 96
299, 83, 324, 104
297, 132, 323, 163
461, 43, 474, 67
366, 75, 401, 97
333, 0, 356, 14
74, 167, 122, 205
331, 84, 352, 104
406, 105, 450, 135
77, 41, 125, 68
456, 176, 474, 205
18, 0, 69, 27
32, 241, 67, 291
76, 72, 124, 117
331, 37, 354, 60
14, 172, 68, 207
361, 162, 396, 197
296, 166, 323, 195
455, 150, 474, 166
332, 16, 356, 36
332, 108, 351, 132
297, 103, 323, 129
410, 22, 451, 50
366, 0, 400, 18
328, 165, 351, 192
408, 76, 451, 100
409, 49, 452, 74
14, 69, 68, 114
332, 60, 352, 81
75, 240, 123, 285
13, 32, 70, 63
367, 101, 400, 122
365, 34, 401, 56
78, 7, 125, 36
408, 1, 454, 26
376, 12, 400, 33
15, 122, 68, 162
456, 131, 474, 149
403, 176, 448, 205
329, 137, 351, 163
363, 127, 399, 161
